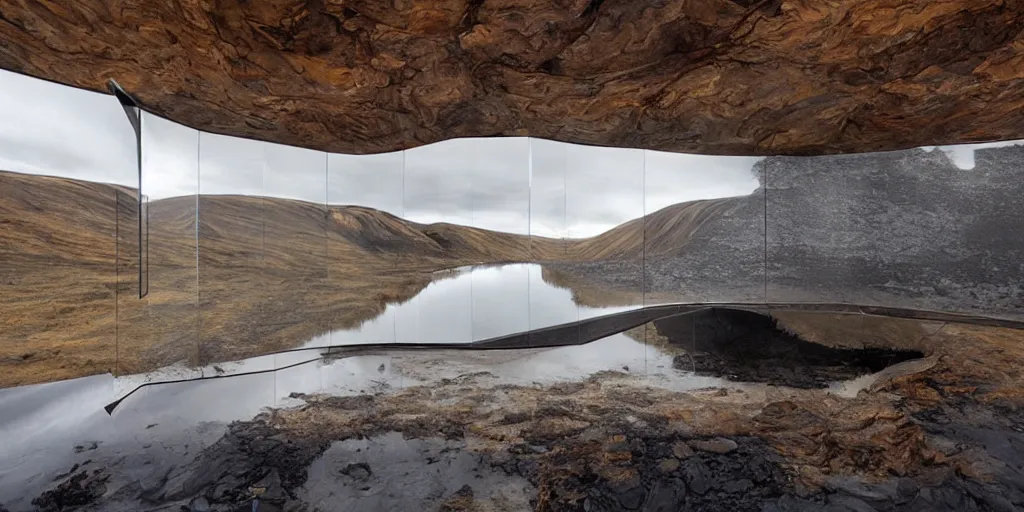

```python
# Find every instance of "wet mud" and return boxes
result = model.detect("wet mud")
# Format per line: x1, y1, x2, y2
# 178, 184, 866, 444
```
660, 309, 925, 388
11, 314, 1024, 512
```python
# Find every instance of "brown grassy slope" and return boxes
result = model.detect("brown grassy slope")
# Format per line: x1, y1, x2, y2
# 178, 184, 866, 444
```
0, 172, 132, 384
0, 171, 121, 266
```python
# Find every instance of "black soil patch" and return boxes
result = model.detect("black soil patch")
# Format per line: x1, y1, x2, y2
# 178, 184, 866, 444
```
31, 468, 109, 512
491, 431, 792, 512
661, 308, 924, 388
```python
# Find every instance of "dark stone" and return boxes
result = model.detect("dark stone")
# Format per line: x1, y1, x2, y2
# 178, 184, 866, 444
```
606, 475, 645, 510
642, 479, 686, 512
73, 441, 99, 453
681, 458, 713, 495
188, 495, 210, 512
340, 463, 372, 482
721, 479, 753, 494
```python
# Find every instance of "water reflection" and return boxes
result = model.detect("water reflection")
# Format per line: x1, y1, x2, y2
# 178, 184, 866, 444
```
303, 263, 637, 347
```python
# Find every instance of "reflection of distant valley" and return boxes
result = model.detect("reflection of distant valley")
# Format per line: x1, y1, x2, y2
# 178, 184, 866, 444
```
1, 170, 688, 387
2, 145, 1022, 388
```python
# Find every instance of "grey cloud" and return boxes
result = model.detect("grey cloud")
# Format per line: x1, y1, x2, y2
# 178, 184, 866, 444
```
401, 137, 530, 233
142, 113, 198, 200
0, 70, 136, 186
264, 142, 328, 204
644, 150, 763, 214
327, 152, 404, 216
198, 132, 263, 196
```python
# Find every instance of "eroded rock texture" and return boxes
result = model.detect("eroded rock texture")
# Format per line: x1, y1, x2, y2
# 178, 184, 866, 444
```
1, 0, 1023, 155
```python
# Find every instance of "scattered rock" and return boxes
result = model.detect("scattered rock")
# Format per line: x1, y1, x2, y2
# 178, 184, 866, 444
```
188, 495, 210, 512
642, 479, 687, 512
439, 484, 475, 512
671, 441, 694, 459
658, 458, 680, 473
680, 458, 713, 496
73, 441, 99, 453
510, 443, 548, 455
251, 468, 286, 503
340, 463, 372, 482
688, 437, 738, 454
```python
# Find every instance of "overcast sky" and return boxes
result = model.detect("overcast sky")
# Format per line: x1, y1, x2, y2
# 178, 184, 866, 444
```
0, 70, 137, 186
5, 68, 1020, 238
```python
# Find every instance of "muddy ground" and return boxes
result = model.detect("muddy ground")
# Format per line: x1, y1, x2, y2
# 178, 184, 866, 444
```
13, 312, 1024, 511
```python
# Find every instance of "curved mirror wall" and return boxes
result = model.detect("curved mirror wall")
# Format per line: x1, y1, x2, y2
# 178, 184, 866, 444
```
0, 69, 1022, 395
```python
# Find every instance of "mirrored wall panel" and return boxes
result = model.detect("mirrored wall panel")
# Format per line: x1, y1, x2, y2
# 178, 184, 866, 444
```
261, 143, 329, 358
116, 113, 200, 380
399, 140, 474, 344
643, 151, 765, 306
464, 138, 531, 342
527, 139, 576, 345
565, 143, 645, 321
325, 152, 404, 347
766, 143, 1024, 320
197, 133, 264, 367
0, 70, 137, 388
4, 65, 1024, 393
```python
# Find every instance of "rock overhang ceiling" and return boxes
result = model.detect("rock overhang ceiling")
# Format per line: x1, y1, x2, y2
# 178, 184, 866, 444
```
0, 0, 1022, 156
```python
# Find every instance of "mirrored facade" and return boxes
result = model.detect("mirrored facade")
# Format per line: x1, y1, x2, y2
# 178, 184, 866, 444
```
261, 143, 329, 356
0, 71, 136, 390
1, 69, 1022, 394
528, 138, 573, 336
399, 140, 475, 344
324, 152, 404, 347
643, 151, 765, 306
765, 147, 1024, 320
116, 114, 200, 380
197, 133, 264, 367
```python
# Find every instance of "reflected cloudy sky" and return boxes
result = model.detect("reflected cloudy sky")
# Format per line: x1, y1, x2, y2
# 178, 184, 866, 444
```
4, 68, 1021, 237
0, 70, 137, 186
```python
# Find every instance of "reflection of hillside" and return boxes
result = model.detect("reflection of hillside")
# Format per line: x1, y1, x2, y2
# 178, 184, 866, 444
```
1, 166, 762, 377
3, 168, 746, 386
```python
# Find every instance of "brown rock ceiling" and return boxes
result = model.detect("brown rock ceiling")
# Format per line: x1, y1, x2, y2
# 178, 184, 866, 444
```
1, 0, 1023, 155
